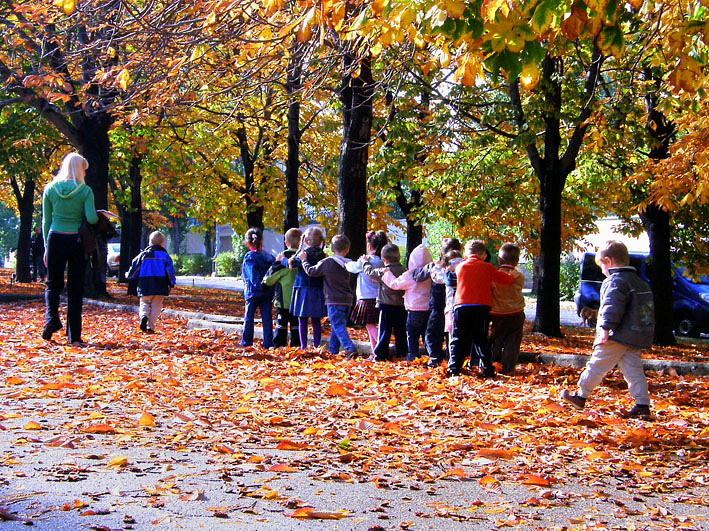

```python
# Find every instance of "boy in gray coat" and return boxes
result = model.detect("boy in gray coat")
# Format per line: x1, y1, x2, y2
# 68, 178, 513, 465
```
562, 241, 655, 418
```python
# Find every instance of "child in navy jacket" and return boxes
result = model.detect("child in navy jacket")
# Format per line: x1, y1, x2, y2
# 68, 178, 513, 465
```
241, 227, 276, 348
126, 231, 176, 333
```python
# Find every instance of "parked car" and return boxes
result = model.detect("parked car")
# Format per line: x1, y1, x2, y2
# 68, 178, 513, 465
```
107, 243, 120, 276
574, 252, 709, 337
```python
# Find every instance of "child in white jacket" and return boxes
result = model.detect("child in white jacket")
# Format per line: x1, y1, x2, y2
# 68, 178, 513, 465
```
381, 244, 433, 361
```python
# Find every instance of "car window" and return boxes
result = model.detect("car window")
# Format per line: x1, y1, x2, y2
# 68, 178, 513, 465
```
580, 254, 605, 282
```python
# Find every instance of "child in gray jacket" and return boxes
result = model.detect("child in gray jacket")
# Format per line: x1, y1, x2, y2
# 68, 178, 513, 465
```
562, 241, 655, 418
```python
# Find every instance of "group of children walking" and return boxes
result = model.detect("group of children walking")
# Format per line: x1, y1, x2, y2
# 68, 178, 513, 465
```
125, 227, 655, 419
239, 226, 528, 378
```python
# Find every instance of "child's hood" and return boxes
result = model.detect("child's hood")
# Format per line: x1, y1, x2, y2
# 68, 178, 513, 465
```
408, 244, 433, 270
304, 246, 327, 263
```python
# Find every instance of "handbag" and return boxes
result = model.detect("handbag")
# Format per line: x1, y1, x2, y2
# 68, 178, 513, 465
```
78, 218, 97, 259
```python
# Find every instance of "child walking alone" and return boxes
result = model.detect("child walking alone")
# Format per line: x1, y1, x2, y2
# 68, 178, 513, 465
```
126, 231, 176, 333
561, 240, 655, 418
263, 228, 302, 348
240, 227, 275, 349
302, 234, 357, 357
346, 231, 387, 351
490, 243, 526, 375
290, 227, 327, 349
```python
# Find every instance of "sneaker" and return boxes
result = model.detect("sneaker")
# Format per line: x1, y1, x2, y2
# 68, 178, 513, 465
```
561, 389, 586, 410
41, 320, 62, 340
625, 404, 652, 419
140, 316, 149, 332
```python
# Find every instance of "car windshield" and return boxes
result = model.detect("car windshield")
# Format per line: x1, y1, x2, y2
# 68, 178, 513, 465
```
109, 244, 120, 252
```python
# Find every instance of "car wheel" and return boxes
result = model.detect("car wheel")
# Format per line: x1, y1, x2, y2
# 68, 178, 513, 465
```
674, 312, 698, 338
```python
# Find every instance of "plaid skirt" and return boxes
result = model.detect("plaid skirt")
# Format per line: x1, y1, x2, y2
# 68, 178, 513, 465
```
350, 298, 379, 325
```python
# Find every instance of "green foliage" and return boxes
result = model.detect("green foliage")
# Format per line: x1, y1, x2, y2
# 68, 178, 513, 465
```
425, 218, 460, 259
559, 254, 581, 302
0, 202, 19, 257
231, 233, 249, 265
173, 254, 212, 276
214, 251, 241, 277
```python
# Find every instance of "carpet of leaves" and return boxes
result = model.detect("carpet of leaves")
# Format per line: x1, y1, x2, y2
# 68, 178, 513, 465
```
0, 297, 708, 529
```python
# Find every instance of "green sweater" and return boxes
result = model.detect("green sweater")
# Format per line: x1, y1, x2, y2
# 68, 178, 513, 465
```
42, 180, 98, 242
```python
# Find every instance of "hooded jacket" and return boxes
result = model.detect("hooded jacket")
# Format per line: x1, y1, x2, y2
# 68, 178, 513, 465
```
596, 266, 655, 349
381, 244, 433, 311
362, 260, 406, 307
42, 181, 98, 242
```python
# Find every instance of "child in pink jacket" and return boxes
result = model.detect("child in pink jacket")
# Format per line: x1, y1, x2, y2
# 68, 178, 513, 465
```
381, 244, 433, 361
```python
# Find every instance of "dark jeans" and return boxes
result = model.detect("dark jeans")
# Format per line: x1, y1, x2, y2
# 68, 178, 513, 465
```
45, 233, 86, 342
241, 295, 274, 348
273, 308, 300, 348
407, 310, 430, 361
449, 305, 494, 376
374, 304, 407, 361
31, 254, 46, 282
490, 312, 525, 374
425, 284, 446, 364
327, 304, 355, 354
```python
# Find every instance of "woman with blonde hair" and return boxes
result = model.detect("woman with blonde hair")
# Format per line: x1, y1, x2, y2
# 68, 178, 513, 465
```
42, 152, 98, 344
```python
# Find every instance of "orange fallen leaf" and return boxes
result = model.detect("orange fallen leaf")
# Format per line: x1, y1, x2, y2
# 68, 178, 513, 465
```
84, 424, 116, 434
438, 467, 469, 480
213, 444, 235, 454
6, 376, 26, 385
479, 475, 502, 491
138, 412, 155, 427
325, 383, 350, 396
287, 506, 350, 519
276, 440, 307, 450
179, 490, 205, 501
586, 451, 611, 461
476, 448, 516, 460
24, 421, 42, 430
269, 463, 297, 472
247, 455, 264, 463
521, 474, 552, 486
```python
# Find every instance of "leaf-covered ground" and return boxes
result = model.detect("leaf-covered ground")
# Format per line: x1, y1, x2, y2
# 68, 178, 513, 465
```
0, 294, 708, 529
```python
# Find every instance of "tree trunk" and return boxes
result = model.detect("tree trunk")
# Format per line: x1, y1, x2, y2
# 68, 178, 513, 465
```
13, 178, 35, 284
338, 50, 373, 260
118, 153, 143, 283
395, 188, 423, 263
639, 204, 674, 345
235, 126, 264, 230
170, 217, 183, 256
284, 43, 303, 232
533, 178, 563, 337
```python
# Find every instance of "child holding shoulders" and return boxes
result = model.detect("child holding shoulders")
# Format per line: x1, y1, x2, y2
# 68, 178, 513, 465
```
448, 240, 514, 378
126, 230, 176, 333
562, 240, 655, 418
301, 234, 357, 357
346, 230, 387, 351
363, 244, 407, 361
440, 249, 464, 345
381, 244, 433, 361
263, 227, 302, 348
289, 227, 327, 349
489, 243, 526, 375
240, 227, 276, 349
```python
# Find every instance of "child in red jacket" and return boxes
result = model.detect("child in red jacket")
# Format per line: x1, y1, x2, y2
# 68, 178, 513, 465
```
448, 240, 514, 378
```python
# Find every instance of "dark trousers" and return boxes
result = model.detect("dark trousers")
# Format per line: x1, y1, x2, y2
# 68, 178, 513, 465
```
425, 284, 446, 364
273, 308, 300, 348
45, 233, 86, 342
490, 312, 525, 374
407, 310, 430, 361
448, 305, 494, 376
31, 254, 46, 282
373, 304, 407, 361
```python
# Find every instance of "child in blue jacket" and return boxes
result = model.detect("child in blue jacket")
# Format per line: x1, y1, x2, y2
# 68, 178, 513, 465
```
241, 227, 276, 348
126, 231, 176, 333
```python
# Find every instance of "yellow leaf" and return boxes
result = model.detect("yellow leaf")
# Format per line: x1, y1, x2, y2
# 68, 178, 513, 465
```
298, 7, 316, 42
372, 0, 388, 16
288, 506, 350, 519
519, 63, 540, 90
6, 377, 26, 385
55, 0, 76, 16
24, 421, 42, 430
116, 69, 130, 91
138, 412, 155, 427
445, 0, 466, 18
107, 455, 129, 468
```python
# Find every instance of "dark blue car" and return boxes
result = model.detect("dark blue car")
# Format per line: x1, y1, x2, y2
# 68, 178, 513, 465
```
574, 252, 709, 337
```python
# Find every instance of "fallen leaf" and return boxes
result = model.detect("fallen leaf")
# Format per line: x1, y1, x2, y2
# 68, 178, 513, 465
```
287, 506, 350, 519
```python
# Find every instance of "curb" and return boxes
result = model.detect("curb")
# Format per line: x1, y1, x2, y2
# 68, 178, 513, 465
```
83, 299, 709, 376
